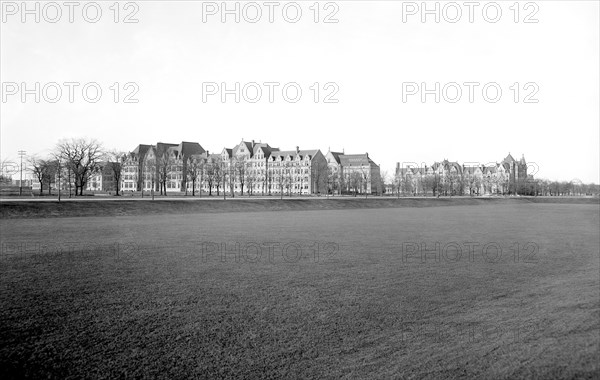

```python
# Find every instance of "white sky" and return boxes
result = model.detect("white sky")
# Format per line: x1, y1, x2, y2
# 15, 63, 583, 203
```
1, 0, 599, 183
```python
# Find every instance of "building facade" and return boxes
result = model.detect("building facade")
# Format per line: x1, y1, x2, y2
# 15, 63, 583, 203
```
326, 150, 382, 195
121, 142, 205, 193
394, 153, 530, 196
85, 162, 117, 192
213, 140, 328, 196
121, 139, 333, 196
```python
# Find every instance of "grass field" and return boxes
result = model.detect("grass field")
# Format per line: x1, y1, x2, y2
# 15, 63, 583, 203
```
1, 196, 597, 219
1, 200, 598, 378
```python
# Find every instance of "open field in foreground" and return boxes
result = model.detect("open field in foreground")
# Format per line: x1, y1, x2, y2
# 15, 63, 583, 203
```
0, 196, 597, 219
1, 202, 599, 378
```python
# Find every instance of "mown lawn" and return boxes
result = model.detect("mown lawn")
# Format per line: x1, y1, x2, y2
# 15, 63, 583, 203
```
1, 196, 597, 219
0, 202, 598, 378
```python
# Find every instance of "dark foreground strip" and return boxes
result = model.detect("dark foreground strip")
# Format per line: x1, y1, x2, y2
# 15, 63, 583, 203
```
0, 197, 598, 219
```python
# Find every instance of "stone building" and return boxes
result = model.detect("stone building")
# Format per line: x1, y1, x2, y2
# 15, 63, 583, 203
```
326, 150, 382, 195
121, 139, 368, 196
395, 153, 530, 196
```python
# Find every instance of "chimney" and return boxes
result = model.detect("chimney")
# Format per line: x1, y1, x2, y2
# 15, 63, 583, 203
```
296, 146, 299, 153
252, 140, 255, 146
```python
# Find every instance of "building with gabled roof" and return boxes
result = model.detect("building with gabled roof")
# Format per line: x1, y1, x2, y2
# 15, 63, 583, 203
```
326, 149, 382, 195
122, 144, 154, 191
122, 141, 206, 193
394, 153, 530, 196
219, 139, 280, 195
120, 139, 380, 196
85, 161, 120, 193
267, 146, 328, 195
160, 142, 206, 193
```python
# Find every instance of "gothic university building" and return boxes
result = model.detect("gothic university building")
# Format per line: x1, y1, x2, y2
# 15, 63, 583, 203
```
394, 153, 530, 196
115, 139, 382, 196
86, 140, 530, 196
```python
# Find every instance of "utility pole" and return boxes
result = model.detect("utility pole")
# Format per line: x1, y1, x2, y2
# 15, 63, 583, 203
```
18, 150, 26, 196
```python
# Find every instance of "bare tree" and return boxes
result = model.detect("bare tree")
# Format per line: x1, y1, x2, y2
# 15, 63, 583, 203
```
29, 156, 50, 195
186, 155, 205, 197
483, 175, 493, 195
447, 170, 460, 196
205, 156, 220, 196
56, 138, 103, 196
264, 165, 272, 196
379, 170, 389, 196
215, 158, 224, 196
245, 166, 256, 196
473, 174, 482, 196
206, 161, 215, 196
157, 153, 175, 196
234, 158, 246, 196
226, 160, 235, 198
275, 162, 287, 199
143, 157, 157, 200
425, 173, 441, 197
0, 158, 18, 184
348, 171, 361, 197
44, 160, 59, 195
312, 159, 328, 196
104, 150, 125, 195
403, 173, 415, 197
283, 162, 293, 197
327, 166, 340, 196
359, 166, 371, 198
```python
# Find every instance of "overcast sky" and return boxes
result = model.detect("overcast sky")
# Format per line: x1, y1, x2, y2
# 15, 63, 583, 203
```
1, 0, 598, 183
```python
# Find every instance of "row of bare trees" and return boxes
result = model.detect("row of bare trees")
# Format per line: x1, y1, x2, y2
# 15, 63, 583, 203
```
182, 154, 340, 199
186, 157, 328, 198
10, 138, 599, 198
186, 157, 371, 198
381, 170, 600, 197
11, 138, 369, 198
26, 138, 124, 198
324, 166, 373, 197
385, 171, 514, 197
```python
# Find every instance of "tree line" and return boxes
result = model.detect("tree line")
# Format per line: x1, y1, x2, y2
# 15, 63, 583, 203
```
23, 138, 120, 198
380, 170, 600, 197
2, 137, 598, 198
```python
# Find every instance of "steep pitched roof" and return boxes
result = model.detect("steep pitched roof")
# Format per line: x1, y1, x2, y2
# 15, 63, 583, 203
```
167, 146, 180, 158
132, 144, 152, 156
270, 149, 320, 160
243, 141, 253, 151
178, 142, 205, 157
253, 143, 278, 157
503, 153, 516, 164
221, 148, 233, 158
232, 140, 256, 157
484, 165, 498, 174
156, 142, 178, 157
339, 154, 378, 167
327, 151, 344, 165
432, 160, 461, 173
